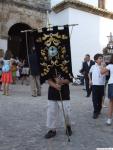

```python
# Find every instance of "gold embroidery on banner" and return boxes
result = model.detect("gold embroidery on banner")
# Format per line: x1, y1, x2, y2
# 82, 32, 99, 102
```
39, 31, 70, 76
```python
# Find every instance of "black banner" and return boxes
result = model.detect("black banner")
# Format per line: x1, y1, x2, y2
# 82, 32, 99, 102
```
36, 25, 73, 84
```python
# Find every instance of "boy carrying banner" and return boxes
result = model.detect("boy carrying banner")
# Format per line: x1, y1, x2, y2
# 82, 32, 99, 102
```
45, 68, 72, 139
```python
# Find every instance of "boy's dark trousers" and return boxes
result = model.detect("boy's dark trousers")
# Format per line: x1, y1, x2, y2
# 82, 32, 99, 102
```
92, 85, 104, 114
85, 76, 92, 96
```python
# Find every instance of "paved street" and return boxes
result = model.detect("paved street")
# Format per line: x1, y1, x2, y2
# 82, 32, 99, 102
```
0, 83, 113, 150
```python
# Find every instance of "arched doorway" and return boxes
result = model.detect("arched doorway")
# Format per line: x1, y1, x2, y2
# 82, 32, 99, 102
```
8, 23, 35, 60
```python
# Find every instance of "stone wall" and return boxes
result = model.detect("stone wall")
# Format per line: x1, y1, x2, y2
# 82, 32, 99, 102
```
0, 0, 51, 39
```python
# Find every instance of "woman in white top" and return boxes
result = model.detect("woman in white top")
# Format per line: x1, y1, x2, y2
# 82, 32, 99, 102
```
101, 54, 113, 125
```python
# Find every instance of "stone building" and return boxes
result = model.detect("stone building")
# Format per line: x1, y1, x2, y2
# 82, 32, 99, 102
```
0, 0, 50, 55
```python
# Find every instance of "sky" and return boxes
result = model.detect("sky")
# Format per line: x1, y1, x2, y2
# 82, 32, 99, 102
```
51, 0, 113, 12
51, 0, 63, 6
51, 0, 98, 7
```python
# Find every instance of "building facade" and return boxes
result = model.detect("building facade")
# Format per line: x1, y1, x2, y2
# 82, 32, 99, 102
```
49, 0, 113, 75
0, 0, 50, 51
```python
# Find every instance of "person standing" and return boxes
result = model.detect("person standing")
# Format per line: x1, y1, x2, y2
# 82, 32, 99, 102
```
89, 54, 105, 119
0, 60, 3, 91
101, 54, 113, 125
11, 60, 17, 84
29, 47, 41, 97
1, 50, 13, 96
44, 69, 72, 139
80, 54, 95, 97
0, 50, 4, 91
21, 59, 29, 85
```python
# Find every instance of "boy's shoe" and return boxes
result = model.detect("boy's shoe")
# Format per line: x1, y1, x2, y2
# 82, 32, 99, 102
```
66, 125, 72, 136
86, 95, 90, 97
93, 113, 98, 119
32, 95, 37, 97
45, 130, 56, 139
37, 93, 41, 96
106, 118, 112, 125
97, 110, 101, 115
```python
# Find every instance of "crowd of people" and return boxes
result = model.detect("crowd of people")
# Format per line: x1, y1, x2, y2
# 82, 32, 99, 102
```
0, 49, 41, 97
0, 49, 113, 140
80, 53, 113, 126
44, 53, 113, 139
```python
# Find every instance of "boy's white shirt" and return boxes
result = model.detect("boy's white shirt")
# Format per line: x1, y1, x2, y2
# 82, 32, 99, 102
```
89, 63, 105, 85
106, 64, 113, 84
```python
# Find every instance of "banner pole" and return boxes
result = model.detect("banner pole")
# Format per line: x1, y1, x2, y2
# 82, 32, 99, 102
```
55, 69, 71, 142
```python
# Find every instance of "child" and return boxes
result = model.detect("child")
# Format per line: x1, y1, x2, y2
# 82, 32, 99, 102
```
11, 61, 17, 84
89, 54, 105, 119
0, 50, 4, 91
45, 68, 72, 139
101, 54, 113, 125
1, 50, 13, 96
16, 64, 20, 81
0, 60, 3, 91
21, 59, 29, 85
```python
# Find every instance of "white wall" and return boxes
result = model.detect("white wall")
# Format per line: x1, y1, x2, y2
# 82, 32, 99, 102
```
49, 9, 69, 26
69, 8, 113, 75
49, 7, 113, 75
69, 8, 101, 75
0, 39, 7, 52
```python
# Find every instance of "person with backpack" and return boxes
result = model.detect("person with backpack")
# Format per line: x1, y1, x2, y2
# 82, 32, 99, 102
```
1, 50, 13, 96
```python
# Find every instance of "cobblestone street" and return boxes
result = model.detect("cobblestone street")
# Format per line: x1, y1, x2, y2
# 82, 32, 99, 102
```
0, 83, 113, 150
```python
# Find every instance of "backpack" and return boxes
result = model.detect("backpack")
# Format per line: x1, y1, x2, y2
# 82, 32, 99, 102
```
2, 61, 10, 72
